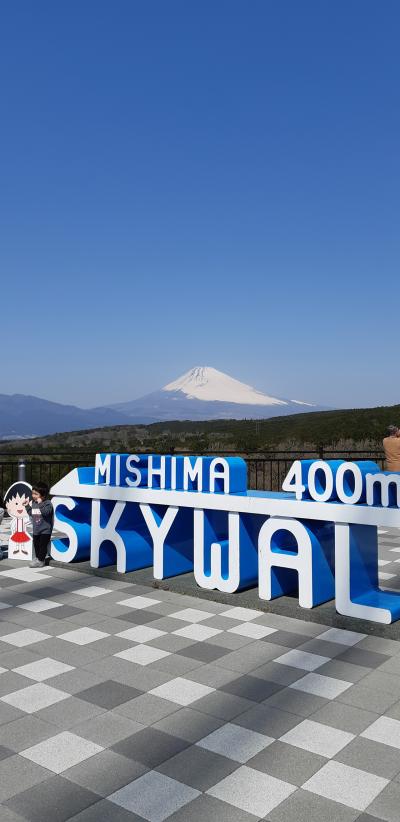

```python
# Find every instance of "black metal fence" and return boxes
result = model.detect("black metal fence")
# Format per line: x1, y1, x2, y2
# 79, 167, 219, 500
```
0, 448, 386, 495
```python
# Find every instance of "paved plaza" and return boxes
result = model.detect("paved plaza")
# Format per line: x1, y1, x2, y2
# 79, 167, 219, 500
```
0, 530, 399, 819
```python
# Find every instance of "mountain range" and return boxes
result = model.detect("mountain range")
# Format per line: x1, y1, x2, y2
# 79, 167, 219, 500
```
0, 366, 323, 439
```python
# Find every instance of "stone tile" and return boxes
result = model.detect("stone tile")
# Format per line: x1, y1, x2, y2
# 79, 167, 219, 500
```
118, 596, 162, 609
42, 605, 84, 620
77, 711, 144, 747
265, 629, 313, 648
193, 690, 255, 721
67, 799, 145, 821
115, 645, 171, 666
207, 764, 296, 816
116, 626, 166, 643
84, 656, 171, 690
112, 727, 190, 768
265, 686, 328, 717
0, 702, 24, 725
77, 680, 142, 709
361, 715, 400, 749
0, 753, 49, 802
176, 643, 229, 664
1, 682, 69, 713
17, 598, 63, 613
234, 703, 301, 737
205, 632, 256, 650
365, 780, 400, 822
280, 719, 354, 757
109, 770, 200, 821
179, 662, 238, 688
0, 568, 49, 583
251, 660, 305, 685
303, 760, 388, 811
20, 731, 103, 773
0, 715, 57, 752
35, 695, 106, 728
30, 638, 104, 667
217, 642, 288, 672
337, 683, 399, 714
58, 627, 109, 645
95, 617, 137, 634
45, 668, 107, 695
310, 701, 379, 734
221, 673, 282, 702
114, 693, 179, 724
0, 671, 33, 697
317, 628, 366, 646
201, 614, 247, 631
0, 648, 43, 670
378, 656, 400, 675
118, 610, 164, 626
219, 607, 263, 621
13, 657, 74, 682
64, 749, 147, 795
197, 722, 273, 763
5, 775, 101, 821
166, 794, 258, 822
172, 624, 222, 641
357, 636, 400, 655
0, 745, 16, 761
157, 743, 238, 790
336, 648, 388, 669
289, 673, 352, 699
169, 608, 216, 623
299, 639, 346, 659
149, 677, 214, 706
84, 635, 133, 657
335, 735, 400, 779
148, 653, 202, 676
248, 738, 325, 786
361, 670, 400, 697
227, 622, 277, 639
1, 629, 51, 647
146, 634, 195, 653
274, 650, 330, 671
71, 586, 111, 598
266, 787, 361, 822
316, 658, 371, 683
153, 707, 224, 743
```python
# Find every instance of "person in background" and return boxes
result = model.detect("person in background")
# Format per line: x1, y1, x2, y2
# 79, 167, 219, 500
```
26, 482, 54, 568
383, 425, 400, 472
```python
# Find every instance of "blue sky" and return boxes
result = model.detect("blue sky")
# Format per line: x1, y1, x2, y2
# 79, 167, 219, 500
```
1, 1, 399, 409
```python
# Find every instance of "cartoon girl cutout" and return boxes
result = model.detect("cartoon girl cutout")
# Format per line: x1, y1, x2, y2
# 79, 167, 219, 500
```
4, 482, 33, 560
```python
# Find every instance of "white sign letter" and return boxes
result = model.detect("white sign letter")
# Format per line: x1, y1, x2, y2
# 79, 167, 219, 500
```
91, 500, 127, 572
194, 509, 240, 593
140, 504, 179, 578
258, 516, 314, 608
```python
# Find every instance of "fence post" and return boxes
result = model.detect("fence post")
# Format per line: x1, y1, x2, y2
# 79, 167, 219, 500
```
18, 459, 26, 482
318, 443, 324, 460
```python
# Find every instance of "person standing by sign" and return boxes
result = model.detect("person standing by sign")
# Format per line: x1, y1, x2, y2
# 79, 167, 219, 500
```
383, 425, 400, 472
27, 482, 54, 568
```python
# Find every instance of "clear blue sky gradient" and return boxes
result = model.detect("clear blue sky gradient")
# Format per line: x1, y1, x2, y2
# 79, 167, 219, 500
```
1, 1, 399, 409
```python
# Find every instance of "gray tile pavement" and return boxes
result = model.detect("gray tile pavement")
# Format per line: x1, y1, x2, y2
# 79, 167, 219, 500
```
0, 528, 399, 818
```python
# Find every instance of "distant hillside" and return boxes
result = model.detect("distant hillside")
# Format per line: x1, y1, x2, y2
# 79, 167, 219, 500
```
0, 393, 131, 439
1, 403, 398, 454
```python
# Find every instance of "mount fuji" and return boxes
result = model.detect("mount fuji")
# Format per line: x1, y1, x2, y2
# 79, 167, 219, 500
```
105, 366, 322, 422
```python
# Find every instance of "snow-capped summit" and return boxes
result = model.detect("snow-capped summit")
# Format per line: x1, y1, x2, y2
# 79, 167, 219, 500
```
108, 366, 319, 422
163, 366, 287, 406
